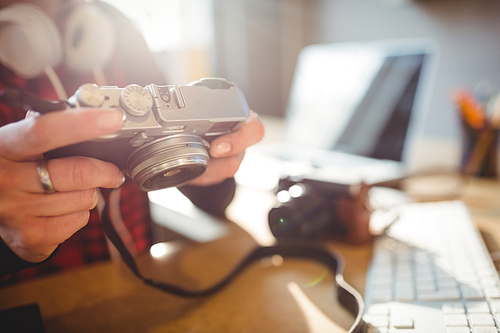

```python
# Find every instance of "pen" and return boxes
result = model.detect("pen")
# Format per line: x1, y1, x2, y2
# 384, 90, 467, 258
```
463, 127, 496, 175
488, 92, 500, 129
463, 92, 500, 176
453, 90, 487, 130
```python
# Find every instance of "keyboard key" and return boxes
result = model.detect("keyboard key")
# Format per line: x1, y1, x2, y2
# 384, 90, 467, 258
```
442, 302, 466, 314
371, 289, 393, 302
367, 304, 390, 316
484, 287, 500, 299
447, 328, 472, 333
417, 282, 436, 293
391, 317, 414, 329
444, 314, 468, 326
419, 290, 461, 302
372, 280, 392, 289
466, 302, 491, 314
439, 279, 459, 290
468, 313, 495, 326
472, 328, 498, 333
479, 277, 499, 288
395, 289, 415, 302
461, 285, 485, 300
416, 272, 434, 283
489, 300, 500, 312
395, 282, 415, 301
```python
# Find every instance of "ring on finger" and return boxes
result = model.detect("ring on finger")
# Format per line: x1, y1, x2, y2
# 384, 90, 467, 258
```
36, 159, 56, 193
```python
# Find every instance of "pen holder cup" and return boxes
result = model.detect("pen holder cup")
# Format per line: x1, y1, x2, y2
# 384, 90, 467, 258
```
460, 121, 499, 178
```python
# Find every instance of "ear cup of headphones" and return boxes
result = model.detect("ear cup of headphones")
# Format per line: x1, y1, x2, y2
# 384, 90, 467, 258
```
63, 4, 116, 74
0, 2, 116, 78
0, 3, 63, 78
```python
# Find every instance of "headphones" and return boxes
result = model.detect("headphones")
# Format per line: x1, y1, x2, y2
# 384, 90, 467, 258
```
0, 2, 115, 82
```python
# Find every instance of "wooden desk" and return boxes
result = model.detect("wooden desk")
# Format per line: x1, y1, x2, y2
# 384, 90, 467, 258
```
0, 178, 499, 333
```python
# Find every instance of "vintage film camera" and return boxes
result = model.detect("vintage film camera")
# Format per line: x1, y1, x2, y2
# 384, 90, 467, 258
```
268, 171, 371, 243
45, 78, 250, 191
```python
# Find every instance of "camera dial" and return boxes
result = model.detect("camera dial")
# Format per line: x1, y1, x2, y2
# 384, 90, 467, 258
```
76, 83, 105, 107
120, 84, 153, 117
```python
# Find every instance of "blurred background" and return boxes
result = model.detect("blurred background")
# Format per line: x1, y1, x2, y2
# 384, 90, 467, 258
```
102, 0, 500, 170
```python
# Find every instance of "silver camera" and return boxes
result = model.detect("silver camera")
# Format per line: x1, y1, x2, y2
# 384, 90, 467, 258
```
45, 78, 250, 191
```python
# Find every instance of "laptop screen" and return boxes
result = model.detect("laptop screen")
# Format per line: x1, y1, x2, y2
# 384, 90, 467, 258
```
284, 39, 437, 164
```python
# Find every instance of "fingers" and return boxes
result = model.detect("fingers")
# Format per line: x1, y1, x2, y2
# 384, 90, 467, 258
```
0, 108, 123, 161
0, 108, 126, 262
187, 110, 264, 187
210, 110, 264, 158
188, 152, 245, 187
0, 189, 97, 220
0, 154, 120, 263
22, 190, 98, 217
0, 156, 125, 193
43, 157, 125, 191
0, 211, 91, 263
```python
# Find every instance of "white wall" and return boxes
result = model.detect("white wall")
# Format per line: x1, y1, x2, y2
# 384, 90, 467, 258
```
314, 0, 500, 139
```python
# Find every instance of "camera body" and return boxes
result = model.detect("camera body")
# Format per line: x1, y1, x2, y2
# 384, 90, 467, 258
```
268, 172, 369, 242
45, 78, 250, 191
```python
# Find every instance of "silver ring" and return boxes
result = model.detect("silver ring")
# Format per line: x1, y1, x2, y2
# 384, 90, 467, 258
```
36, 159, 56, 193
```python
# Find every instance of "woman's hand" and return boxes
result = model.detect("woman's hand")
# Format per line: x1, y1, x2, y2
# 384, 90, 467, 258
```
187, 110, 265, 187
0, 107, 264, 263
0, 108, 126, 263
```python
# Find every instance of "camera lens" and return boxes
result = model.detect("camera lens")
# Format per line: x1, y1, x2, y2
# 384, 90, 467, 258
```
268, 188, 335, 239
127, 135, 210, 191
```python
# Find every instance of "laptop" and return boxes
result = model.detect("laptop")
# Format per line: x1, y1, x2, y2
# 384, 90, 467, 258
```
240, 38, 439, 188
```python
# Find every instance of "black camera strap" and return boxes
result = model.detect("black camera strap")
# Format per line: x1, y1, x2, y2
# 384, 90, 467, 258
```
0, 88, 67, 113
100, 192, 367, 333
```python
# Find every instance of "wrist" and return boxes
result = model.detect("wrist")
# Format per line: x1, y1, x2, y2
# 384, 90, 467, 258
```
0, 236, 59, 278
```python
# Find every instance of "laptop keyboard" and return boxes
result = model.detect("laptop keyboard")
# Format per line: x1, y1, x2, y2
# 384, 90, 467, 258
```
364, 201, 500, 333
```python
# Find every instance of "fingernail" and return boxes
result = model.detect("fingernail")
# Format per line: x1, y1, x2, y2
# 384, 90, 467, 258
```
25, 110, 41, 119
214, 142, 232, 155
97, 110, 123, 130
116, 172, 126, 187
246, 110, 259, 122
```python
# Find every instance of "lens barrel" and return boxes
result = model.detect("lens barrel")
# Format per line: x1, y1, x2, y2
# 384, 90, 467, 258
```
127, 134, 210, 191
268, 186, 335, 239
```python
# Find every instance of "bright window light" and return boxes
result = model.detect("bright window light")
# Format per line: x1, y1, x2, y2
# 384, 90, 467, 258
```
101, 0, 214, 52
150, 242, 178, 259
277, 190, 291, 203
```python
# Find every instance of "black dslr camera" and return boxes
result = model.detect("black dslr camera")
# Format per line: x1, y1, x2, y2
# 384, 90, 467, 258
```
44, 78, 250, 191
268, 173, 366, 240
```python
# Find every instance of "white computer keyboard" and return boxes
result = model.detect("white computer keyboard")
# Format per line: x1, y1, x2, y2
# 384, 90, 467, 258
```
364, 200, 500, 333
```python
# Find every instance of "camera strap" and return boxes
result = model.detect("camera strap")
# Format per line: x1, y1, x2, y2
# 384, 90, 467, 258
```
100, 191, 367, 333
0, 88, 67, 113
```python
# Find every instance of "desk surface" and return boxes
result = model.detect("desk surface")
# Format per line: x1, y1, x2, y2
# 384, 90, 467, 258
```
0, 177, 499, 333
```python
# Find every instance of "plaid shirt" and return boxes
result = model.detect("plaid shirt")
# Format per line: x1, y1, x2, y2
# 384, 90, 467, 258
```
0, 61, 154, 285
0, 2, 236, 285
